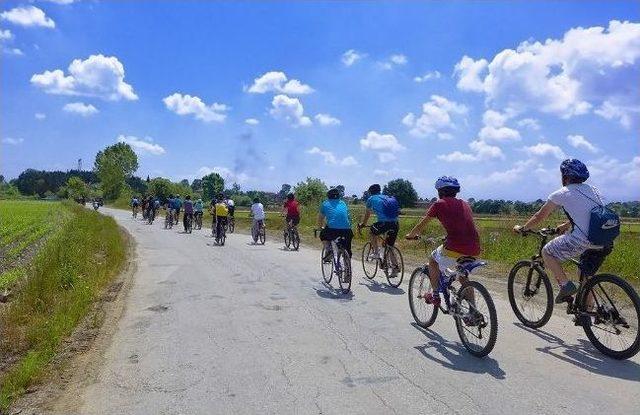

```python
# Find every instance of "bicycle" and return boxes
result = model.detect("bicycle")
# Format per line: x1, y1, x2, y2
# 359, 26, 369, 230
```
509, 228, 640, 359
359, 225, 404, 288
132, 205, 139, 219
227, 216, 235, 233
283, 217, 300, 251
315, 229, 352, 294
214, 218, 227, 245
407, 236, 498, 357
194, 212, 203, 230
164, 209, 174, 229
184, 213, 193, 234
252, 219, 266, 245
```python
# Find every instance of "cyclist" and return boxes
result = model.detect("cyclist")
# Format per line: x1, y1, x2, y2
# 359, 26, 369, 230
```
194, 198, 204, 227
183, 195, 194, 232
250, 197, 266, 242
318, 187, 353, 260
213, 193, 229, 240
513, 159, 611, 304
282, 193, 300, 230
226, 196, 235, 218
174, 194, 182, 224
166, 194, 175, 223
358, 184, 400, 277
405, 176, 481, 308
131, 195, 140, 217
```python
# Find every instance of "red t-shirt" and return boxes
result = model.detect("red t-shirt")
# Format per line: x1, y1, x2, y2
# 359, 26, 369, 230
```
426, 197, 480, 256
283, 199, 300, 216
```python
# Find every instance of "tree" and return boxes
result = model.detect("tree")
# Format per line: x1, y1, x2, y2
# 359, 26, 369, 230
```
383, 178, 418, 208
126, 176, 147, 195
277, 184, 292, 200
294, 177, 327, 206
191, 179, 203, 193
94, 142, 138, 200
147, 178, 173, 201
179, 179, 190, 188
66, 176, 89, 199
229, 182, 242, 196
201, 173, 224, 201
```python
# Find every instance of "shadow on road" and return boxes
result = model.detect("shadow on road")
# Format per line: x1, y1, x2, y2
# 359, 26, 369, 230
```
411, 323, 506, 380
314, 284, 354, 301
359, 280, 405, 296
514, 322, 640, 381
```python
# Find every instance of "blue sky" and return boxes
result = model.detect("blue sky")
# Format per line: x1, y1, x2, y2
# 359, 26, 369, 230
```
1, 0, 639, 200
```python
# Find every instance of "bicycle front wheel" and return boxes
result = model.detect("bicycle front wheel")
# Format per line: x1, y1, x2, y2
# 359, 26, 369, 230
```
384, 246, 404, 288
361, 242, 378, 279
259, 228, 266, 245
455, 280, 498, 357
408, 267, 438, 328
507, 261, 553, 328
580, 274, 640, 360
229, 219, 235, 233
284, 229, 291, 248
321, 247, 333, 284
292, 229, 300, 251
337, 250, 352, 294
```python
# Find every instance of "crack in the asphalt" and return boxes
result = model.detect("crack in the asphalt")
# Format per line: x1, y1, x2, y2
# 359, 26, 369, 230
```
370, 387, 399, 415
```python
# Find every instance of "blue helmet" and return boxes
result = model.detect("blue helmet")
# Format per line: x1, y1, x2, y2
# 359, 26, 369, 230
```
560, 159, 589, 180
435, 176, 460, 190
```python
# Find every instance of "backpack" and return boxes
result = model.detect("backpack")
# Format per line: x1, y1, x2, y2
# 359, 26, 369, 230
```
381, 195, 400, 219
573, 188, 620, 246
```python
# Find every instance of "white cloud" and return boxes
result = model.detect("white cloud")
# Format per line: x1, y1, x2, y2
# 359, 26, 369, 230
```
31, 54, 138, 101
414, 70, 441, 83
594, 100, 639, 128
437, 140, 504, 162
584, 156, 640, 199
163, 93, 228, 123
4, 47, 23, 56
307, 147, 357, 166
517, 117, 541, 130
117, 135, 166, 156
454, 21, 640, 122
402, 95, 468, 138
342, 49, 366, 66
34, 112, 46, 120
1, 6, 55, 28
198, 166, 250, 184
1, 137, 24, 145
378, 152, 397, 163
437, 151, 477, 162
43, 0, 77, 4
379, 54, 408, 70
0, 29, 13, 41
437, 132, 454, 141
269, 94, 312, 127
524, 142, 566, 160
314, 113, 341, 126
360, 131, 405, 152
245, 118, 259, 125
374, 169, 389, 177
246, 71, 313, 95
63, 102, 98, 116
567, 134, 599, 153
478, 126, 520, 142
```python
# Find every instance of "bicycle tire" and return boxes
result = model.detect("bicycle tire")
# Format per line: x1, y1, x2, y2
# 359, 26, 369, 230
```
580, 273, 640, 360
284, 229, 291, 248
408, 267, 438, 328
337, 250, 352, 294
384, 245, 404, 288
229, 219, 235, 233
507, 261, 553, 328
321, 247, 333, 284
454, 280, 498, 358
259, 228, 266, 245
361, 242, 378, 279
292, 229, 300, 251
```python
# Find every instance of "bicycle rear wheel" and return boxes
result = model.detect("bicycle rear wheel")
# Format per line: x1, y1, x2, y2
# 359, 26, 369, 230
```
292, 229, 300, 251
337, 250, 352, 294
507, 261, 553, 328
259, 228, 266, 245
284, 229, 291, 248
454, 281, 498, 357
321, 247, 333, 284
229, 219, 235, 233
580, 274, 640, 360
384, 246, 404, 288
408, 267, 438, 328
361, 242, 378, 279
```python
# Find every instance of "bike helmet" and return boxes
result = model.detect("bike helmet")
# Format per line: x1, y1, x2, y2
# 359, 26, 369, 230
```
435, 176, 460, 190
560, 159, 589, 181
327, 187, 340, 199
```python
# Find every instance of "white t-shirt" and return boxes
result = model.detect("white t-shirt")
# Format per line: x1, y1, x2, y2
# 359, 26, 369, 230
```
226, 199, 235, 207
548, 183, 604, 241
251, 203, 265, 220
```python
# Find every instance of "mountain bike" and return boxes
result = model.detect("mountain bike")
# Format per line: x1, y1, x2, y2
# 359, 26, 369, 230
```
132, 205, 139, 219
252, 219, 266, 245
315, 229, 351, 294
194, 212, 203, 230
214, 219, 226, 245
359, 225, 404, 288
407, 236, 498, 357
283, 217, 300, 251
227, 216, 235, 233
174, 210, 180, 225
509, 228, 640, 359
147, 209, 155, 224
184, 213, 193, 234
164, 209, 174, 229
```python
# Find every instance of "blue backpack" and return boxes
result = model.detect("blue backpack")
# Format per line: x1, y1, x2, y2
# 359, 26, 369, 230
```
381, 195, 400, 219
574, 189, 620, 246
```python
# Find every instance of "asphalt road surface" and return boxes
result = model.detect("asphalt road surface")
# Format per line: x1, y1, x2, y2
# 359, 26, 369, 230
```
76, 208, 640, 414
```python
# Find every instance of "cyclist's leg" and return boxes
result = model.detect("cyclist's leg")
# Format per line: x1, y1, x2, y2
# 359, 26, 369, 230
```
319, 228, 333, 260
369, 224, 381, 258
579, 245, 612, 309
385, 222, 400, 268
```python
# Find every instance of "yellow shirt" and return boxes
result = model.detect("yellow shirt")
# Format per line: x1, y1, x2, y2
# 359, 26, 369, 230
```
215, 203, 228, 217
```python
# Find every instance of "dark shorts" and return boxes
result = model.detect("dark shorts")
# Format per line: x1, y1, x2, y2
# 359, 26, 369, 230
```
371, 221, 399, 246
286, 214, 300, 226
320, 228, 353, 257
228, 206, 235, 216
579, 245, 613, 277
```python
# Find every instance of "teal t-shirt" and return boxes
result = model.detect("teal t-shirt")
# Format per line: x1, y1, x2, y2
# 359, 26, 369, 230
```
321, 199, 351, 229
366, 194, 398, 222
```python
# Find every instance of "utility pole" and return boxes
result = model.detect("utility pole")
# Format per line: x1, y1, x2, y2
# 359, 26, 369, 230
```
78, 158, 82, 171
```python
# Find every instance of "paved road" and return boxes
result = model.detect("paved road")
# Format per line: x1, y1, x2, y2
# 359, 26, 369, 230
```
76, 208, 639, 414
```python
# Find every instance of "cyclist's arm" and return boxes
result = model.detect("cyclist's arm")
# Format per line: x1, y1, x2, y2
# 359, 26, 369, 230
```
360, 209, 372, 227
317, 213, 325, 229
406, 214, 433, 239
520, 200, 557, 231
556, 221, 571, 233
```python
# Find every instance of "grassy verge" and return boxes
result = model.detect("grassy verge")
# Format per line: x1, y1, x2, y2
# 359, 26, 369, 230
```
0, 202, 127, 410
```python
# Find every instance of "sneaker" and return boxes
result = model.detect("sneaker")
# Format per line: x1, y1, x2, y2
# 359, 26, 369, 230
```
555, 281, 578, 304
463, 310, 483, 327
424, 292, 441, 307
388, 266, 400, 278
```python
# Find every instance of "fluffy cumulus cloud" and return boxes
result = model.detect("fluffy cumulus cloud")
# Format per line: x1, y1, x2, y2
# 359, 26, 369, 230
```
379, 54, 408, 70
63, 102, 98, 116
246, 71, 314, 95
402, 95, 467, 138
566, 134, 599, 153
438, 140, 504, 162
517, 118, 541, 130
360, 131, 405, 152
2, 137, 24, 145
453, 20, 640, 126
4, 47, 23, 56
244, 118, 259, 125
342, 49, 366, 66
524, 142, 566, 160
269, 94, 311, 127
1, 6, 55, 28
31, 54, 138, 101
314, 113, 341, 126
163, 93, 228, 123
198, 166, 250, 184
117, 135, 166, 156
414, 70, 441, 83
307, 147, 357, 166
0, 29, 13, 41
588, 156, 640, 198
34, 112, 46, 120
478, 109, 521, 142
